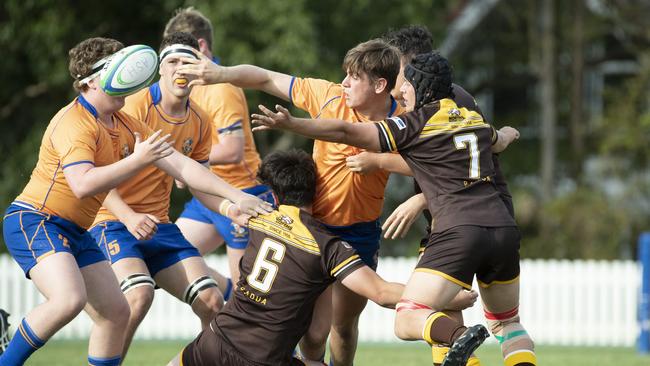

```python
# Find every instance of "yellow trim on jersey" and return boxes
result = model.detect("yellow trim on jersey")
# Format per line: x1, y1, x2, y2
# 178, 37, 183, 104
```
379, 121, 397, 151
414, 268, 472, 290
478, 275, 520, 288
248, 205, 320, 255
423, 312, 450, 345
330, 254, 361, 276
420, 99, 489, 137
504, 350, 537, 366
179, 348, 185, 366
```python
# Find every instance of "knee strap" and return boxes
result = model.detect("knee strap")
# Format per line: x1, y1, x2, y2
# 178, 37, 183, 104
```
485, 306, 535, 365
0, 309, 10, 352
396, 299, 433, 312
184, 276, 219, 305
120, 273, 155, 294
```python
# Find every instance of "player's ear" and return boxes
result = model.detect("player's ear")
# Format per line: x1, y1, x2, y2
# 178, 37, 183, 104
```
197, 38, 209, 54
374, 78, 388, 94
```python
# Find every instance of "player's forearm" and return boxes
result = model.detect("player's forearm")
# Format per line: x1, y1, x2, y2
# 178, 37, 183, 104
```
158, 151, 245, 203
378, 154, 412, 176
287, 117, 382, 152
222, 65, 290, 101
102, 189, 136, 222
190, 188, 233, 215
375, 282, 405, 309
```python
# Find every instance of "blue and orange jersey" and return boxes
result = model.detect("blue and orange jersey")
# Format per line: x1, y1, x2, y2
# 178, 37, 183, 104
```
93, 83, 212, 224
289, 77, 404, 226
15, 95, 150, 229
191, 83, 261, 189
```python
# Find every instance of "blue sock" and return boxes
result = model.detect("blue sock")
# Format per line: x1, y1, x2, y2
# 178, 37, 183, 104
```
0, 318, 45, 365
224, 278, 233, 301
88, 355, 122, 366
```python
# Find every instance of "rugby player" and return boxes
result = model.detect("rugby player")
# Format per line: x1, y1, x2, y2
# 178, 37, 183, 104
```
169, 149, 404, 366
0, 37, 173, 366
165, 7, 277, 287
88, 32, 271, 361
250, 52, 536, 366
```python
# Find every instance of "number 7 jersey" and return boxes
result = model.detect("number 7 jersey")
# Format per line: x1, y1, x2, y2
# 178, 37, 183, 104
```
375, 98, 516, 234
212, 205, 364, 365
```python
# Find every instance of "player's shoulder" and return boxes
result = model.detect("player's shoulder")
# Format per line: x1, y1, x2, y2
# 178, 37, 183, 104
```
250, 205, 329, 254
50, 98, 98, 133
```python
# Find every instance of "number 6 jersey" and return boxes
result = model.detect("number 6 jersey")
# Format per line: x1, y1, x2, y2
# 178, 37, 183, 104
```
375, 98, 516, 234
212, 205, 364, 365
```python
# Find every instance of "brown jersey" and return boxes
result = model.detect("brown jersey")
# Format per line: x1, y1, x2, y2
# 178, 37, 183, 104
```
376, 98, 516, 234
212, 205, 364, 365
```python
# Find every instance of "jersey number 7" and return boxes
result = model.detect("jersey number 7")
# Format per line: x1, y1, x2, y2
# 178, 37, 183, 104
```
246, 238, 286, 293
453, 133, 480, 179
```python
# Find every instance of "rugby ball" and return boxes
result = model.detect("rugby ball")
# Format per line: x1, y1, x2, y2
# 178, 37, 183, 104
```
100, 45, 158, 96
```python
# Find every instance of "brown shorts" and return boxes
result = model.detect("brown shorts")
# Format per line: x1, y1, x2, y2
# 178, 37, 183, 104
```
416, 225, 520, 289
181, 326, 306, 366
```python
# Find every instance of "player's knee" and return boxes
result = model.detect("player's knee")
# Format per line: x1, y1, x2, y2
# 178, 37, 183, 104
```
53, 291, 87, 320
331, 320, 358, 341
303, 324, 329, 348
125, 286, 155, 322
485, 307, 535, 361
394, 311, 411, 340
185, 276, 222, 319
196, 287, 224, 314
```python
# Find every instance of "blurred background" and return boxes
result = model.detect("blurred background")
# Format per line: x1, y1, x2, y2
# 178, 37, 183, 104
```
1, 0, 649, 260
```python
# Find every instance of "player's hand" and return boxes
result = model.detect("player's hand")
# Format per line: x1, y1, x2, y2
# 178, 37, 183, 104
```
176, 52, 224, 88
225, 204, 252, 227
175, 179, 186, 189
132, 130, 174, 164
499, 126, 520, 143
251, 104, 294, 132
235, 193, 273, 217
381, 193, 427, 239
346, 152, 380, 174
124, 212, 160, 241
446, 289, 479, 311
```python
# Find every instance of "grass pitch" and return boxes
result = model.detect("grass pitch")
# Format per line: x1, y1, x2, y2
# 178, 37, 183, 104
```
24, 340, 650, 365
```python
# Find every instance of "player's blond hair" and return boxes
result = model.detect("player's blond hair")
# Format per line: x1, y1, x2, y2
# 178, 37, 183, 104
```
164, 7, 213, 49
342, 39, 400, 92
68, 37, 124, 92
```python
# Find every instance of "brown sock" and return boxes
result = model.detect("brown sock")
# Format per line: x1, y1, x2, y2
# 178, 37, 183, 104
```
424, 312, 467, 345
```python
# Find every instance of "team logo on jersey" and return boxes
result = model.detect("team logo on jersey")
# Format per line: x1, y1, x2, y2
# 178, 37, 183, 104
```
182, 137, 193, 155
276, 215, 294, 229
448, 108, 463, 122
388, 116, 407, 130
120, 143, 131, 159
230, 223, 247, 238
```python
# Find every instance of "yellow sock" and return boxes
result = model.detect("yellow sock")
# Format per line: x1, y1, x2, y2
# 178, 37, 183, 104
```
431, 345, 449, 364
504, 350, 537, 366
467, 356, 481, 366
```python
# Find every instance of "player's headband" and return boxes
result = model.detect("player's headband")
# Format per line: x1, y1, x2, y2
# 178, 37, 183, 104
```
77, 55, 112, 86
159, 44, 198, 63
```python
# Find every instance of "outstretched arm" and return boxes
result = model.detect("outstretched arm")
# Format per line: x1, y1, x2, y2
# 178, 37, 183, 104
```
340, 266, 404, 309
176, 53, 292, 101
346, 152, 413, 176
252, 104, 382, 152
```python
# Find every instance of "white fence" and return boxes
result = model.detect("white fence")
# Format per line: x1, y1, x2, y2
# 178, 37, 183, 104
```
0, 254, 641, 346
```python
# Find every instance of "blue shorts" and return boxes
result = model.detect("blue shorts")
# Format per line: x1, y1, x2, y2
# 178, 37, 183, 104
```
324, 220, 382, 270
179, 184, 276, 249
89, 221, 200, 277
3, 202, 106, 278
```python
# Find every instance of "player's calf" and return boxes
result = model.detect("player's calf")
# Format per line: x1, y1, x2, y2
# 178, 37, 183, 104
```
484, 306, 536, 366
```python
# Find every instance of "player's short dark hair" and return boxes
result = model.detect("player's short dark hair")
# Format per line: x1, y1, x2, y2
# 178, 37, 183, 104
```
164, 7, 213, 49
383, 25, 433, 62
159, 31, 199, 53
69, 37, 124, 92
257, 150, 316, 207
342, 39, 400, 92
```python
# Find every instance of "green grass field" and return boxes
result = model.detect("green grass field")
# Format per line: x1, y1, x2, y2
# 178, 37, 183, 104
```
23, 340, 650, 365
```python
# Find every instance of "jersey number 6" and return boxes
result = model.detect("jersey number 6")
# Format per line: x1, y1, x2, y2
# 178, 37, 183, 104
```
246, 238, 286, 293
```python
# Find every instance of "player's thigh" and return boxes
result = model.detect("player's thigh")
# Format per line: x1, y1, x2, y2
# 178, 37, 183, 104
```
331, 280, 368, 325
80, 260, 129, 319
479, 280, 520, 313
153, 256, 214, 300
225, 246, 244, 279
30, 252, 87, 301
176, 217, 224, 255
401, 271, 463, 311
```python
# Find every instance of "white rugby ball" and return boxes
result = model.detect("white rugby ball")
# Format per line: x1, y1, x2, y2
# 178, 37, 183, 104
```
100, 45, 158, 97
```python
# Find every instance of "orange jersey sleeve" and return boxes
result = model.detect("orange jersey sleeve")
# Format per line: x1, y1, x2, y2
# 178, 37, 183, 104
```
191, 83, 261, 189
289, 77, 405, 226
16, 96, 121, 229
93, 84, 212, 225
